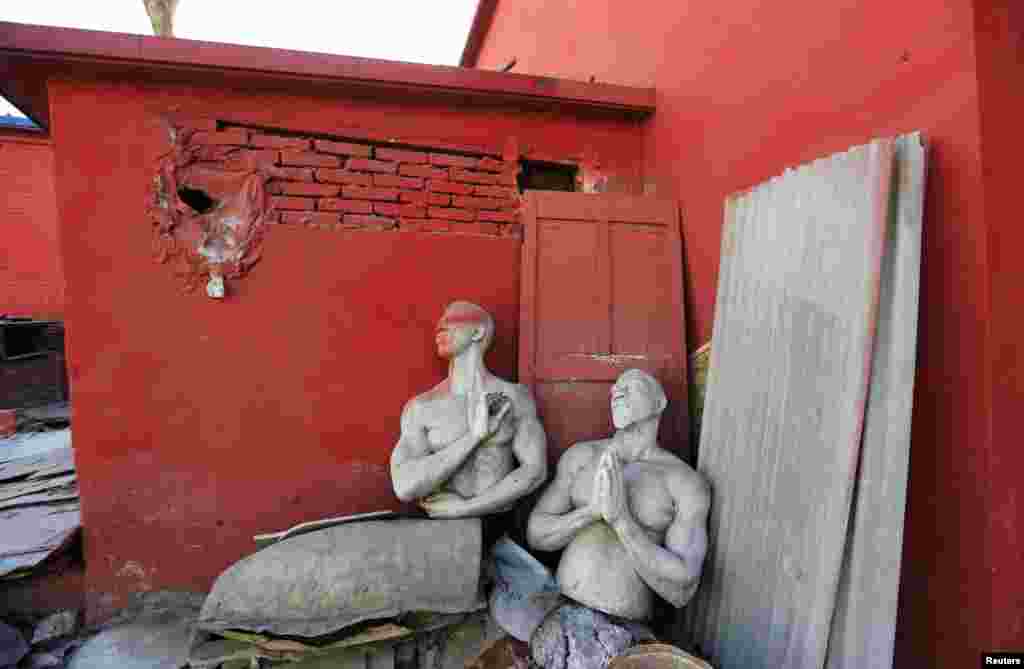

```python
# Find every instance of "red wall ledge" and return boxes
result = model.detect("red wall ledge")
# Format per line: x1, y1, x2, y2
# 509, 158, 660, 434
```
0, 22, 656, 129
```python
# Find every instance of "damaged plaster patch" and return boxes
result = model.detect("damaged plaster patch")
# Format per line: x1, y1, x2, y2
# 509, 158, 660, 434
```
148, 121, 270, 299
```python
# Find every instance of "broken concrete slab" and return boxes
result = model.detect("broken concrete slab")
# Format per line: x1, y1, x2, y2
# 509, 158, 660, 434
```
197, 518, 483, 638
66, 617, 194, 669
0, 621, 29, 666
31, 610, 79, 646
0, 501, 80, 578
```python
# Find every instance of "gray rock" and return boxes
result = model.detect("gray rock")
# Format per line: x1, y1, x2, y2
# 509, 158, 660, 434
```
529, 604, 654, 669
66, 617, 194, 669
197, 518, 483, 639
31, 610, 79, 646
0, 621, 29, 667
24, 650, 65, 668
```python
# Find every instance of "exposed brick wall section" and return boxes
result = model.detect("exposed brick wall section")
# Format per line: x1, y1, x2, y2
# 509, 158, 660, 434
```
188, 125, 521, 236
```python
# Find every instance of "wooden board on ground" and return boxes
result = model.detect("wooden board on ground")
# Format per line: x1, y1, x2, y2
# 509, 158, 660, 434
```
684, 138, 895, 669
825, 133, 926, 669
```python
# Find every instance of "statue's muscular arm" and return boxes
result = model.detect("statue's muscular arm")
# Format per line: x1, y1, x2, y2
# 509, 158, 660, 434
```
447, 384, 548, 518
610, 466, 710, 607
526, 442, 600, 551
390, 398, 481, 503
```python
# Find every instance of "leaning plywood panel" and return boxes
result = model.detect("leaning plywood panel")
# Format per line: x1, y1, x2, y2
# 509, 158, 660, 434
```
684, 139, 895, 669
825, 133, 926, 669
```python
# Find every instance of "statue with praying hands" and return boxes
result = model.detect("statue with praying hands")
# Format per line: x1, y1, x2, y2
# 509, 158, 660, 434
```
527, 369, 710, 621
390, 301, 548, 519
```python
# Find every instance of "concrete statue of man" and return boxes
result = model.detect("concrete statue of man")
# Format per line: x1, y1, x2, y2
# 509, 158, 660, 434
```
391, 301, 548, 518
526, 369, 710, 620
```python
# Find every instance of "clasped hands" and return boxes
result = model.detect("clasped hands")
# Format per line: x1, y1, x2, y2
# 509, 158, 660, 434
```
588, 450, 631, 527
420, 379, 512, 517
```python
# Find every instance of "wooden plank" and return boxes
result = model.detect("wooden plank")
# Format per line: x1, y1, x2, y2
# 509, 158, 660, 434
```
684, 139, 895, 669
825, 133, 926, 669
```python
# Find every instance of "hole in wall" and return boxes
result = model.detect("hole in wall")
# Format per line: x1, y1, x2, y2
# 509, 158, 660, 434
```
177, 186, 217, 214
518, 160, 578, 193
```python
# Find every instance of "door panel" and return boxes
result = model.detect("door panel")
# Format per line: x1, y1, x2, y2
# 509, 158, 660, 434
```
520, 191, 690, 463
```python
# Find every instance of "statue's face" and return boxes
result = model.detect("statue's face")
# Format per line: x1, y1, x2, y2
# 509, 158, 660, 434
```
610, 374, 659, 429
435, 307, 483, 359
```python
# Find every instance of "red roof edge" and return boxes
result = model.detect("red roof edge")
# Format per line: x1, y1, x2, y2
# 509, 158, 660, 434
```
459, 0, 499, 69
0, 22, 655, 130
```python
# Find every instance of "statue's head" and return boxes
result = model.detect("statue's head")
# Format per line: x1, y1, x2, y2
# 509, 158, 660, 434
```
436, 301, 495, 360
610, 369, 667, 429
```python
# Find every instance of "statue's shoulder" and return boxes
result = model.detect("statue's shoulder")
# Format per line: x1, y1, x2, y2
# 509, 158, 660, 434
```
403, 382, 448, 421
556, 439, 607, 471
655, 452, 710, 509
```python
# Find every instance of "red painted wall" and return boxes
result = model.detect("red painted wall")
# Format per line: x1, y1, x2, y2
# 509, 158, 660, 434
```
973, 0, 1024, 650
477, 0, 1011, 664
0, 130, 63, 319
46, 77, 643, 618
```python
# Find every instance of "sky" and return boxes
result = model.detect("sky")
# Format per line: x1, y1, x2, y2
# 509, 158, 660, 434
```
0, 0, 479, 117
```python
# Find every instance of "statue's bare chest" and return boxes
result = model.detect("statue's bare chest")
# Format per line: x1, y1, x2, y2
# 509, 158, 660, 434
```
420, 397, 471, 450
570, 459, 675, 533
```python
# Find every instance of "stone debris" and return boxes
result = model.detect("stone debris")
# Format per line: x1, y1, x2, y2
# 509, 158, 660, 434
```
31, 610, 79, 646
488, 537, 561, 642
467, 636, 531, 669
0, 620, 29, 667
530, 604, 655, 669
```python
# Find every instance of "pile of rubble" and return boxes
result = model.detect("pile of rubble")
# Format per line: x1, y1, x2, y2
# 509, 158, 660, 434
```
1, 610, 81, 669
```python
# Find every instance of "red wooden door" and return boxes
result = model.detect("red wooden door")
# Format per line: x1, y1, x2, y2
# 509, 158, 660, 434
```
519, 191, 691, 463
